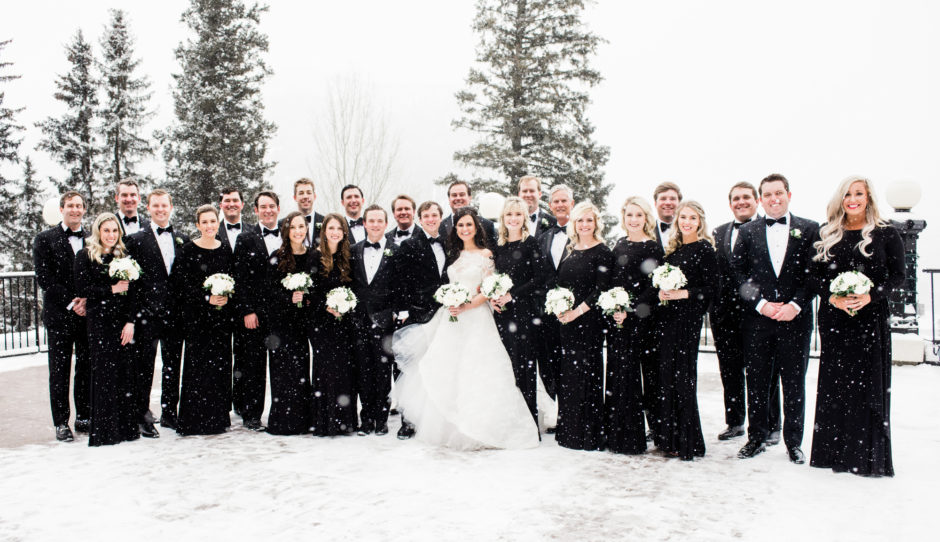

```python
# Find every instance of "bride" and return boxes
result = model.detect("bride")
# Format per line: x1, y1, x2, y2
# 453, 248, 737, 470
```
391, 207, 540, 450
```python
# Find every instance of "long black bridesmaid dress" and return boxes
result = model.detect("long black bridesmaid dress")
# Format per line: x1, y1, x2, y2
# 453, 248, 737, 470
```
605, 238, 663, 454
309, 250, 358, 436
265, 251, 316, 435
74, 250, 140, 447
493, 235, 544, 425
552, 243, 613, 451
173, 242, 235, 436
653, 239, 717, 460
809, 226, 904, 476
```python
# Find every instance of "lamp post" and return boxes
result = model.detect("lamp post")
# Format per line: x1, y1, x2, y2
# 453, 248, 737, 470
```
885, 179, 926, 334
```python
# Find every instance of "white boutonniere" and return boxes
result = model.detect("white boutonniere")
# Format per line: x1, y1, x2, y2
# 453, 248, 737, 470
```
541, 217, 549, 227
315, 222, 323, 230
383, 249, 393, 257
175, 237, 183, 245
790, 228, 802, 239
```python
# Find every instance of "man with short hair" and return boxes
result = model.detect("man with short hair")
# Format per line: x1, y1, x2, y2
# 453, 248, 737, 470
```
115, 178, 149, 237
125, 189, 189, 436
33, 191, 90, 442
710, 182, 780, 442
437, 180, 497, 246
288, 178, 325, 246
518, 175, 556, 237
652, 182, 682, 248
341, 184, 367, 244
217, 187, 245, 252
732, 173, 819, 464
386, 194, 417, 245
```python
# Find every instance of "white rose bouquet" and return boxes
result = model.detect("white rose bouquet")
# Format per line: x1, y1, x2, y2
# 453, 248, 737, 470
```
108, 257, 142, 295
203, 273, 235, 310
281, 272, 313, 308
480, 273, 514, 300
829, 270, 874, 316
545, 286, 575, 322
597, 287, 632, 328
326, 286, 357, 320
434, 284, 473, 322
651, 263, 687, 305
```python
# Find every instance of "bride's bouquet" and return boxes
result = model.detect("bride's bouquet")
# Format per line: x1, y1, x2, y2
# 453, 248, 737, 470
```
326, 286, 358, 320
651, 263, 687, 305
544, 287, 575, 323
281, 272, 313, 308
108, 257, 142, 295
829, 271, 874, 316
597, 287, 631, 328
480, 273, 513, 300
203, 273, 235, 310
434, 284, 473, 322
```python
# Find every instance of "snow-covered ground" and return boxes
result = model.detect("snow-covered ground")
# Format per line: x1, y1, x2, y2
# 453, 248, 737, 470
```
0, 352, 937, 541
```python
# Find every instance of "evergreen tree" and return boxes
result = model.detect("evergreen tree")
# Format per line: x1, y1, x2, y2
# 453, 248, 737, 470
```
98, 9, 155, 187
0, 39, 25, 268
158, 0, 276, 222
36, 30, 106, 215
450, 0, 611, 210
0, 157, 47, 270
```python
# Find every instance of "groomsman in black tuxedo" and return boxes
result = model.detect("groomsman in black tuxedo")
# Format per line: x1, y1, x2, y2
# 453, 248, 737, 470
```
518, 175, 557, 237
385, 194, 417, 245
438, 180, 498, 247
231, 190, 282, 431
537, 184, 574, 408
710, 182, 781, 441
341, 184, 367, 244
652, 182, 681, 249
217, 187, 245, 252
732, 173, 819, 464
350, 204, 400, 436
125, 189, 189, 435
287, 178, 325, 246
115, 178, 149, 238
33, 191, 90, 442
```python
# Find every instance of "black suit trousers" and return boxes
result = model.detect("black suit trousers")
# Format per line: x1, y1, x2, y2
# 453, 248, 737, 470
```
47, 321, 90, 426
355, 320, 394, 429
712, 314, 781, 429
232, 324, 268, 420
135, 322, 184, 420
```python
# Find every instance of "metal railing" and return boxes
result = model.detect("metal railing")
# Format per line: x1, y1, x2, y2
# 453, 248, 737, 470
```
923, 268, 940, 359
700, 297, 822, 357
0, 272, 47, 357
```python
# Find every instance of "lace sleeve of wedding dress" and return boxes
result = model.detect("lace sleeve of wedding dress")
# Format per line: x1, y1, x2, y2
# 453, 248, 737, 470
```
481, 252, 495, 278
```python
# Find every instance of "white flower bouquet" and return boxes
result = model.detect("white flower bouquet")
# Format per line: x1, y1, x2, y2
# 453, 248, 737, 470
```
651, 263, 687, 305
597, 287, 632, 328
203, 273, 235, 310
108, 257, 142, 295
480, 272, 514, 300
545, 286, 575, 322
434, 284, 473, 322
281, 272, 313, 308
326, 286, 357, 320
829, 270, 874, 316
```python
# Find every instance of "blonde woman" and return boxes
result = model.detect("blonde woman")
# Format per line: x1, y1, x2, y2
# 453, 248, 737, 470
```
492, 196, 544, 424
605, 196, 664, 454
809, 176, 904, 477
551, 201, 613, 451
73, 213, 139, 446
654, 200, 717, 461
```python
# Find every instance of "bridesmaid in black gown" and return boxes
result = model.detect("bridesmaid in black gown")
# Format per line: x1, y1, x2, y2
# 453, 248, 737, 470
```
266, 211, 316, 435
605, 197, 664, 455
809, 177, 904, 477
552, 201, 613, 451
74, 213, 140, 447
492, 196, 545, 426
174, 205, 235, 436
309, 214, 358, 436
654, 201, 717, 461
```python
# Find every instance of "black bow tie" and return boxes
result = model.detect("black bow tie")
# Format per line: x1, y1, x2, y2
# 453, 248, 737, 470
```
765, 216, 787, 227
122, 215, 137, 225
262, 227, 279, 237
395, 229, 410, 237
530, 213, 538, 222
732, 221, 746, 230
428, 236, 443, 246
348, 218, 363, 228
551, 224, 566, 235
304, 215, 312, 223
365, 241, 381, 250
226, 223, 241, 231
659, 222, 671, 233
67, 229, 84, 238
156, 225, 174, 235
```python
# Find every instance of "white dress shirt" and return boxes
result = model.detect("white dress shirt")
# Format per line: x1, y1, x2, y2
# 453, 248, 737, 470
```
347, 216, 366, 244
118, 212, 141, 235
222, 220, 241, 251
153, 225, 176, 275
550, 226, 568, 269
527, 209, 542, 235
756, 213, 801, 314
363, 237, 386, 284
62, 223, 83, 254
656, 219, 673, 249
260, 224, 282, 256
428, 235, 446, 276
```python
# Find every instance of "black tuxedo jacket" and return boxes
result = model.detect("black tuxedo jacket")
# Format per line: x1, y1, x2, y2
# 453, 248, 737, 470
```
538, 226, 570, 278
438, 213, 498, 248
279, 212, 324, 246
34, 224, 87, 328
731, 214, 819, 318
710, 220, 749, 323
232, 225, 278, 320
118, 214, 150, 239
530, 210, 558, 238
350, 240, 401, 330
398, 228, 450, 324
125, 225, 190, 328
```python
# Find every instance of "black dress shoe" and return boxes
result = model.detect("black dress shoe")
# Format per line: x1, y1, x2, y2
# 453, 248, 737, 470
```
159, 413, 177, 430
55, 424, 74, 442
766, 430, 781, 446
397, 423, 415, 440
389, 408, 399, 416
375, 424, 389, 436
139, 421, 160, 438
717, 425, 745, 441
545, 426, 557, 434
737, 438, 766, 459
645, 430, 654, 442
787, 446, 806, 464
244, 419, 265, 432
74, 418, 90, 433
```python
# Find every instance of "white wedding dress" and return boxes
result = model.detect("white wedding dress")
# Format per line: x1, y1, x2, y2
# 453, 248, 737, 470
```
391, 251, 540, 450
